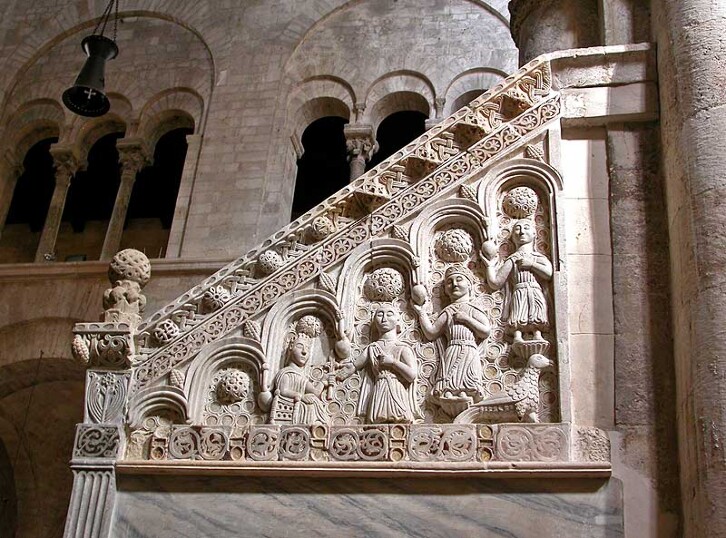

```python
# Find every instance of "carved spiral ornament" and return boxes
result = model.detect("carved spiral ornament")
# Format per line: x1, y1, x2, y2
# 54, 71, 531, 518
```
435, 228, 474, 262
108, 248, 151, 286
502, 186, 539, 219
363, 268, 405, 302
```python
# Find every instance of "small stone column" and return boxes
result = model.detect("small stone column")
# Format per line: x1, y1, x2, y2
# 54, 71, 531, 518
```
66, 249, 151, 538
425, 97, 447, 130
0, 151, 22, 240
100, 142, 149, 261
35, 148, 79, 262
508, 0, 601, 64
344, 124, 377, 181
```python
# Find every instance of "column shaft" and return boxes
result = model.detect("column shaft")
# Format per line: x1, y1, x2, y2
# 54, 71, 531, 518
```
34, 152, 77, 262
101, 143, 148, 261
653, 0, 726, 535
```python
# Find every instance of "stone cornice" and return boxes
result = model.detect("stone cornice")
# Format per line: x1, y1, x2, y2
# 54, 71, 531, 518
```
0, 258, 233, 282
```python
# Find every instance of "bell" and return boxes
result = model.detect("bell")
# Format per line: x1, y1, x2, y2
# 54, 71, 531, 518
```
62, 34, 118, 117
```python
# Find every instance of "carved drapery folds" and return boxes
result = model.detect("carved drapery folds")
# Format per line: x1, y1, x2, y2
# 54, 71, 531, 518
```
66, 60, 609, 477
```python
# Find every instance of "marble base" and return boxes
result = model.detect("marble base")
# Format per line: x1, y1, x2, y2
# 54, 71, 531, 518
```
113, 475, 624, 537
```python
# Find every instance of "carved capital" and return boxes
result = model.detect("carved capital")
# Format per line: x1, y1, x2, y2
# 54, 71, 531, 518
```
344, 124, 378, 162
72, 323, 135, 369
116, 139, 150, 177
49, 147, 80, 184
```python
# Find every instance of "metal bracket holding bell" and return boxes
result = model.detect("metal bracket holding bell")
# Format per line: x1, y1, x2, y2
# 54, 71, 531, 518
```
62, 0, 120, 118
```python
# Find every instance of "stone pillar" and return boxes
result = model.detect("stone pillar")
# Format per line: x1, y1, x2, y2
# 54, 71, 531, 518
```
34, 148, 79, 262
65, 249, 150, 538
508, 0, 601, 64
652, 1, 726, 536
0, 151, 22, 240
100, 141, 149, 261
344, 124, 377, 181
166, 134, 202, 258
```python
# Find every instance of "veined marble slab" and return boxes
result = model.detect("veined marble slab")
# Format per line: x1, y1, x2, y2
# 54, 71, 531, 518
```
113, 475, 623, 537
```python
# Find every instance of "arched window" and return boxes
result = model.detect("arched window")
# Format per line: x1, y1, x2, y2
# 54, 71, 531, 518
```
122, 127, 193, 258
367, 110, 427, 170
451, 89, 487, 113
291, 116, 348, 221
56, 132, 124, 261
0, 138, 57, 263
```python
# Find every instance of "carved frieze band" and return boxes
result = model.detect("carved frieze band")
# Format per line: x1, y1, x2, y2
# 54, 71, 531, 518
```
129, 423, 572, 464
132, 93, 561, 392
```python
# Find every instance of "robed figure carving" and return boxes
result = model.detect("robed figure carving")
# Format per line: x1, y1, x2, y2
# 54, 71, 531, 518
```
482, 219, 552, 342
413, 264, 491, 414
341, 305, 421, 423
265, 332, 329, 425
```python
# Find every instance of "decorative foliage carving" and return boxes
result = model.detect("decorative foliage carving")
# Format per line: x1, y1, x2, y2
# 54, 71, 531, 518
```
71, 323, 134, 369
435, 228, 474, 262
86, 371, 129, 424
73, 425, 120, 459
409, 425, 477, 462
495, 424, 567, 462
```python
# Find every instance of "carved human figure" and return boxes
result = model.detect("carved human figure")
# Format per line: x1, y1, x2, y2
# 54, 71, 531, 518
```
267, 333, 329, 425
482, 219, 552, 341
342, 305, 420, 423
413, 265, 491, 407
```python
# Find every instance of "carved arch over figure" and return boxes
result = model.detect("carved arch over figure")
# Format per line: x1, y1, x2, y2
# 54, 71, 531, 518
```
336, 238, 418, 315
479, 158, 564, 269
127, 385, 188, 429
183, 336, 267, 423
410, 197, 489, 283
262, 289, 342, 376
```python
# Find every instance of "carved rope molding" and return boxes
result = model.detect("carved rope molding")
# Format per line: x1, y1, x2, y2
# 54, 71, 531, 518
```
132, 61, 559, 392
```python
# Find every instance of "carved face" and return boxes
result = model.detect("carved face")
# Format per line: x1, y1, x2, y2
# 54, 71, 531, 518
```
373, 306, 400, 334
445, 273, 471, 300
288, 337, 310, 367
511, 220, 535, 247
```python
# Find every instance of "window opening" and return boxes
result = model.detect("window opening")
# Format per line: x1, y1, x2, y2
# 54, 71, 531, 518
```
291, 116, 348, 221
367, 110, 427, 170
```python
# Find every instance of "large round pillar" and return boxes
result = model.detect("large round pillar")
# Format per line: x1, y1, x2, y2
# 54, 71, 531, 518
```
508, 0, 601, 64
653, 1, 726, 535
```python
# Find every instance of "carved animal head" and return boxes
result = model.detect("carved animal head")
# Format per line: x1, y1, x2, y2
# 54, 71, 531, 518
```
527, 353, 552, 369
